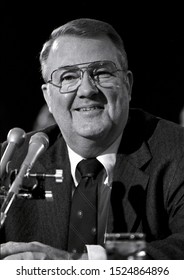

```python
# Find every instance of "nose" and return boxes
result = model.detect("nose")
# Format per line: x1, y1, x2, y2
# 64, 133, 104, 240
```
77, 71, 99, 98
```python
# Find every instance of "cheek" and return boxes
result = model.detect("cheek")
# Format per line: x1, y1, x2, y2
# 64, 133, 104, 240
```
50, 97, 72, 133
50, 93, 73, 116
107, 87, 130, 119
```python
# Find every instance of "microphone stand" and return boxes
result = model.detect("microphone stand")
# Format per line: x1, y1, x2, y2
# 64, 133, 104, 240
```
0, 169, 63, 227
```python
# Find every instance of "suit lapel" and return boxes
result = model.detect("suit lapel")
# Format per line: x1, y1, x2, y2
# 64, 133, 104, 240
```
108, 141, 151, 233
107, 108, 160, 234
28, 132, 73, 249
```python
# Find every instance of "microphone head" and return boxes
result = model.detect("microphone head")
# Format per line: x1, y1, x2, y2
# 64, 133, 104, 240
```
29, 132, 49, 151
22, 132, 49, 171
7, 128, 26, 147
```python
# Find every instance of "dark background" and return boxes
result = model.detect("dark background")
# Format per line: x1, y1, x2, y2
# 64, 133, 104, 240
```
1, 3, 184, 142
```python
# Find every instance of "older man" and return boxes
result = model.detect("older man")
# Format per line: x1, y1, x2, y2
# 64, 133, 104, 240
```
1, 18, 184, 259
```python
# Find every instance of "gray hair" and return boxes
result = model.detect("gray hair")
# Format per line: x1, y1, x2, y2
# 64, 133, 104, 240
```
40, 18, 128, 81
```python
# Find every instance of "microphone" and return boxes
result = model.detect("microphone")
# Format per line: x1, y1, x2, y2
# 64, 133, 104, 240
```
0, 132, 49, 226
0, 128, 26, 179
9, 132, 49, 194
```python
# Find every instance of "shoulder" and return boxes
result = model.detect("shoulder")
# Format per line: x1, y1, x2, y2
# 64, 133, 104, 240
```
148, 113, 184, 156
2, 124, 63, 149
2, 124, 66, 170
125, 108, 184, 156
129, 108, 184, 140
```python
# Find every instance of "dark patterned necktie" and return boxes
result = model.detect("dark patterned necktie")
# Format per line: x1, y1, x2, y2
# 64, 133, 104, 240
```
68, 158, 104, 253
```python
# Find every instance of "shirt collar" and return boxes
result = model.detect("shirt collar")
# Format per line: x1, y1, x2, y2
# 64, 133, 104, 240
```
67, 133, 122, 186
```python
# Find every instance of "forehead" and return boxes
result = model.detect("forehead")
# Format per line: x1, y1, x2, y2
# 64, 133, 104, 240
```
46, 35, 120, 73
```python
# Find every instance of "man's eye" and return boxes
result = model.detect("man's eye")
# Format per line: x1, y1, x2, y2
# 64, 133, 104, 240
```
94, 70, 113, 79
60, 72, 78, 83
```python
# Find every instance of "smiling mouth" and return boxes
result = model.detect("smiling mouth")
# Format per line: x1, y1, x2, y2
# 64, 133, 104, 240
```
75, 106, 104, 112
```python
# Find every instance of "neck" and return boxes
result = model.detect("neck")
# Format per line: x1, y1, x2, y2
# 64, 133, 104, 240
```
68, 140, 108, 158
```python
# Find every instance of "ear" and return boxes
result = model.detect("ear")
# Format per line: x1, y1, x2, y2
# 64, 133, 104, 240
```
125, 70, 133, 101
41, 84, 52, 113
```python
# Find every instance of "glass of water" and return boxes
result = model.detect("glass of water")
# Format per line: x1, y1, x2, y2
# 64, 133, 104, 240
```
105, 232, 146, 260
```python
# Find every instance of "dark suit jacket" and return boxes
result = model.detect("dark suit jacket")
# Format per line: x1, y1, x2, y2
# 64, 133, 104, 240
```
1, 108, 184, 259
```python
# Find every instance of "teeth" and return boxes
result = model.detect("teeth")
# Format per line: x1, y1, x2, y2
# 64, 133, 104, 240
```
78, 107, 100, 111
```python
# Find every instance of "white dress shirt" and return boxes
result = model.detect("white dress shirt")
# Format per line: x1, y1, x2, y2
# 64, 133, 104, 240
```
67, 133, 122, 259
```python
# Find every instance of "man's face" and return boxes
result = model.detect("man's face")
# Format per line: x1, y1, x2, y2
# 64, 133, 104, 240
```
42, 35, 132, 154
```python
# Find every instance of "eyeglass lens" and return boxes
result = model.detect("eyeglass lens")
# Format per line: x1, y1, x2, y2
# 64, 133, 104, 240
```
51, 61, 121, 93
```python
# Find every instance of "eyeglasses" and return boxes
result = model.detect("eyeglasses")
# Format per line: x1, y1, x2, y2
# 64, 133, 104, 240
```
47, 60, 124, 94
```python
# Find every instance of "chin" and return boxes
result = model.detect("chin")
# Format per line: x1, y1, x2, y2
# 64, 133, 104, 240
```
79, 129, 108, 141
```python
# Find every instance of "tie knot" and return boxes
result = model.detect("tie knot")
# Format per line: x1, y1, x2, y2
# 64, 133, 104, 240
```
77, 158, 103, 179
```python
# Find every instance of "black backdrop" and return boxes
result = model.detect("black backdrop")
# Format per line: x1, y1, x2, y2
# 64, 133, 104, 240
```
1, 3, 184, 142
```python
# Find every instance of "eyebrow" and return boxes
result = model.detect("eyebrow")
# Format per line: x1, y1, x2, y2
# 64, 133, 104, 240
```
56, 60, 113, 69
